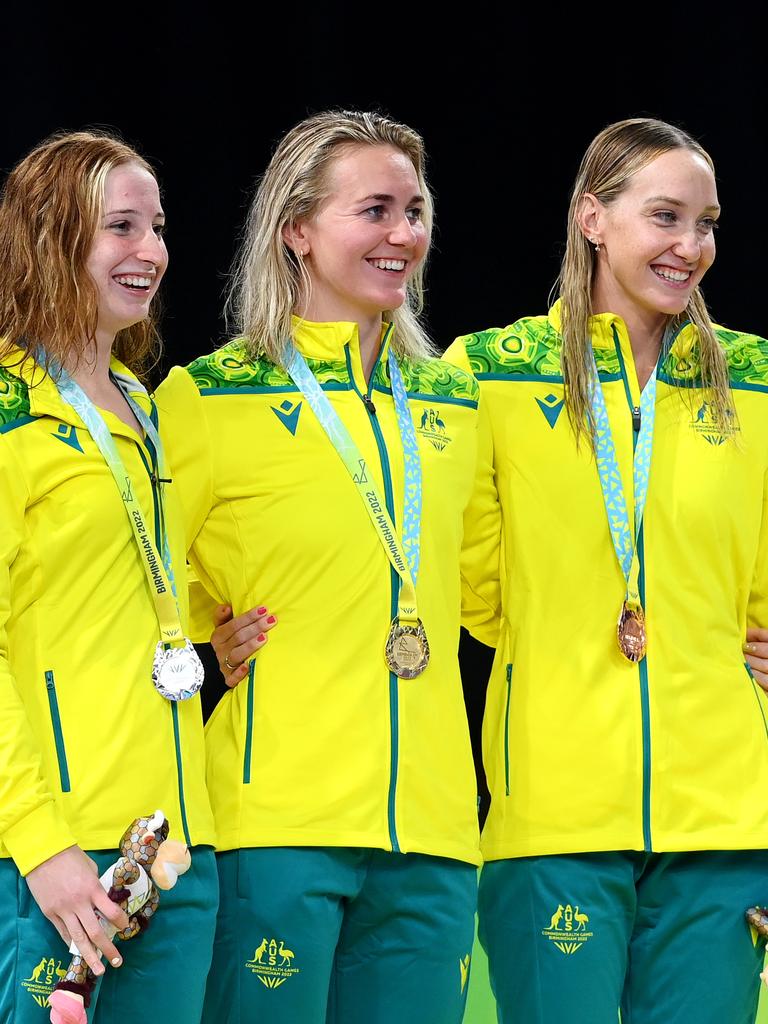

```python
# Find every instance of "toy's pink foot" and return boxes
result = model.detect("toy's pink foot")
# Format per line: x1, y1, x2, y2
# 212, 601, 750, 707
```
48, 990, 87, 1024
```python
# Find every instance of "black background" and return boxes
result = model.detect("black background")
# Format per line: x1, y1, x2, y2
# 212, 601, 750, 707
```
4, 11, 766, 816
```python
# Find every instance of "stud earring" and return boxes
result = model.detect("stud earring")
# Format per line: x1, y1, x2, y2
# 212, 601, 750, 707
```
591, 238, 601, 254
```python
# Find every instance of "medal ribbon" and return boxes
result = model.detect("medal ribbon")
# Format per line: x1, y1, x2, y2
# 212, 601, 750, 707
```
286, 326, 422, 625
53, 367, 185, 647
589, 354, 658, 611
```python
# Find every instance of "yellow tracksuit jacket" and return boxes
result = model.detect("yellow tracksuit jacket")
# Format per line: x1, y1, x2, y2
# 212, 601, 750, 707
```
445, 304, 768, 859
0, 351, 215, 876
155, 319, 482, 865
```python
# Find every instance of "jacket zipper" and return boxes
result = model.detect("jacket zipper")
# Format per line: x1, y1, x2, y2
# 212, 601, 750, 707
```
504, 663, 512, 796
135, 438, 192, 846
45, 670, 70, 793
613, 328, 652, 852
345, 339, 401, 852
243, 660, 256, 782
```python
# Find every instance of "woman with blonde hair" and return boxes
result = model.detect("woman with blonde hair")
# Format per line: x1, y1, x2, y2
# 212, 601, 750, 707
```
0, 131, 217, 1024
446, 117, 768, 1023
157, 109, 482, 1023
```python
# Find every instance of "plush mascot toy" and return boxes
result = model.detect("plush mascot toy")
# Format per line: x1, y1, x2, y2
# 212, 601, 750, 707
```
48, 810, 191, 1024
745, 906, 768, 986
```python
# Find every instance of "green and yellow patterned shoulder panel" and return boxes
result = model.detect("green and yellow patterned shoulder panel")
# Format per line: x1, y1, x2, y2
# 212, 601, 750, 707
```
185, 340, 348, 392
380, 355, 479, 404
660, 327, 768, 388
0, 364, 31, 429
456, 316, 580, 378
719, 328, 768, 387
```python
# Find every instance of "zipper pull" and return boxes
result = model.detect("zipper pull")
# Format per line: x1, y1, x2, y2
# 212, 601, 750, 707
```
632, 406, 641, 432
362, 395, 377, 416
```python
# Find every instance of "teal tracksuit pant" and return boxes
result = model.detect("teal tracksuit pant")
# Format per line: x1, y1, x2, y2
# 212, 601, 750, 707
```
1, 847, 217, 1024
203, 846, 477, 1024
479, 849, 768, 1024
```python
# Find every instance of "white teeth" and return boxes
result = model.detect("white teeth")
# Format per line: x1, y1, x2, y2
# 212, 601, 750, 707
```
370, 259, 406, 271
115, 275, 153, 288
654, 267, 690, 283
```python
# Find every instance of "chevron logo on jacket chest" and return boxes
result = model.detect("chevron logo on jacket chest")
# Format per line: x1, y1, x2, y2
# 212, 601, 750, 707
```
535, 393, 565, 429
271, 400, 303, 436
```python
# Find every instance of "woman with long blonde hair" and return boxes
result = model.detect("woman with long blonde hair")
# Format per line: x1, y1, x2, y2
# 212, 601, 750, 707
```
157, 109, 482, 1023
446, 117, 768, 1023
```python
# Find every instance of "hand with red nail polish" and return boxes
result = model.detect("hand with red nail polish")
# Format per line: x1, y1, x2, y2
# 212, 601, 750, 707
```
745, 627, 768, 692
210, 604, 278, 688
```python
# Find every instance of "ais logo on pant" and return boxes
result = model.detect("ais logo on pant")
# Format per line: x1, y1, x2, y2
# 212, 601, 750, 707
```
245, 937, 300, 989
541, 903, 593, 956
21, 954, 67, 1008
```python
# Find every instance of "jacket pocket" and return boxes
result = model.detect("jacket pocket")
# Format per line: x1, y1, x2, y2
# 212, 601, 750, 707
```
745, 662, 768, 741
16, 868, 32, 919
504, 663, 512, 796
45, 670, 71, 793
243, 660, 256, 784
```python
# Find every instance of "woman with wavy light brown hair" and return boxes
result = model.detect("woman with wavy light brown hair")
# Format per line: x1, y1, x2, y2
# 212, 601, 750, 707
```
446, 117, 768, 1024
0, 131, 216, 1024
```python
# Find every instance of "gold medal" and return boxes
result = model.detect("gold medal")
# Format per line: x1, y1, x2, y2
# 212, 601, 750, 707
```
617, 602, 647, 663
385, 618, 430, 679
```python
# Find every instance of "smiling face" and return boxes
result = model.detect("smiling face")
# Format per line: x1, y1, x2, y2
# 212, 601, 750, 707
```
583, 148, 719, 331
85, 163, 167, 343
289, 144, 428, 325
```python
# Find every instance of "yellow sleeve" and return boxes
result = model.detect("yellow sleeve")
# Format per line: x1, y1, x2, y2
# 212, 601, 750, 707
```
444, 338, 502, 647
187, 564, 222, 645
0, 441, 77, 874
155, 366, 215, 551
155, 367, 220, 644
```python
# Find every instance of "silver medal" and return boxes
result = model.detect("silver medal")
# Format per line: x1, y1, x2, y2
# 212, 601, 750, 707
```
152, 638, 204, 701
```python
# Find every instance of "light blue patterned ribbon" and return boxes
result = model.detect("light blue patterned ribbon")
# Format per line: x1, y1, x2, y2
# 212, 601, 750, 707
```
52, 365, 185, 639
286, 325, 422, 623
387, 342, 421, 583
589, 356, 657, 610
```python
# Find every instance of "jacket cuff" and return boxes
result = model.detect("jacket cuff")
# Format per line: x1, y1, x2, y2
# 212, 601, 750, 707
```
3, 802, 78, 876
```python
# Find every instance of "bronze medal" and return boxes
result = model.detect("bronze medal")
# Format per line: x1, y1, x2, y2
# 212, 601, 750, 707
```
385, 618, 430, 679
617, 602, 647, 663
